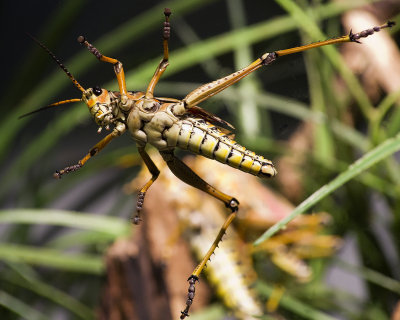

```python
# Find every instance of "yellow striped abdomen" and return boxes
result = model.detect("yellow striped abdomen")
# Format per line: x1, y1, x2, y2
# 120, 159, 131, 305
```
163, 118, 277, 178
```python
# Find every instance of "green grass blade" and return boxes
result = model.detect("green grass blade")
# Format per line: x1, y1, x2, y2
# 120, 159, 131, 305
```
227, 0, 262, 137
254, 130, 400, 245
336, 259, 400, 295
0, 209, 131, 237
5, 263, 94, 319
371, 89, 400, 140
0, 243, 104, 274
0, 290, 49, 320
48, 230, 118, 248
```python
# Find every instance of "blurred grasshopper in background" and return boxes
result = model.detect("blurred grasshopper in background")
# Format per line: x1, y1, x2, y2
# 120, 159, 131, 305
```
128, 153, 342, 319
22, 7, 394, 318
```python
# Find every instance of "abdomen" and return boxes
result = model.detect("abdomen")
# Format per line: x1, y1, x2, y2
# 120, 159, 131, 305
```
163, 118, 277, 178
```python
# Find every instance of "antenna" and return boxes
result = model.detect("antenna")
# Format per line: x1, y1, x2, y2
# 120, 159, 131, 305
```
27, 33, 85, 92
20, 35, 86, 118
19, 99, 82, 119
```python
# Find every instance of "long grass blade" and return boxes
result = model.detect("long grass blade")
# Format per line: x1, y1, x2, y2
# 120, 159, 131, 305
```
0, 290, 49, 320
0, 209, 131, 237
0, 243, 104, 274
254, 130, 400, 245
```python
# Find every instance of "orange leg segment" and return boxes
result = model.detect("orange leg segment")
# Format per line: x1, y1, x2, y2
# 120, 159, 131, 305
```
54, 126, 126, 179
145, 8, 172, 99
159, 150, 239, 319
182, 21, 394, 109
77, 36, 128, 96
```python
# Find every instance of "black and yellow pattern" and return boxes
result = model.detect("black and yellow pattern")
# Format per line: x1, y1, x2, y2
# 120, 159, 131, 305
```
163, 118, 277, 178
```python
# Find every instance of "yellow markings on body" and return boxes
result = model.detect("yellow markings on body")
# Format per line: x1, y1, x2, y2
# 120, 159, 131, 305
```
199, 135, 218, 158
226, 149, 244, 168
213, 142, 231, 162
188, 127, 206, 153
171, 118, 277, 178
250, 161, 262, 174
238, 155, 253, 173
177, 123, 192, 149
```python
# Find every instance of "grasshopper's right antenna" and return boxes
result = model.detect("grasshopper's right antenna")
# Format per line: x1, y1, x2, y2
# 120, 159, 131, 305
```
18, 99, 82, 119
20, 35, 86, 119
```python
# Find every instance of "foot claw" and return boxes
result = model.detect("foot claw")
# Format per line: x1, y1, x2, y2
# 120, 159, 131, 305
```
53, 163, 82, 179
132, 192, 146, 224
180, 276, 199, 319
132, 215, 142, 225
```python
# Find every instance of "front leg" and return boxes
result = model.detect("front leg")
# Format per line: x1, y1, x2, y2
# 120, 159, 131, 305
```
54, 124, 126, 179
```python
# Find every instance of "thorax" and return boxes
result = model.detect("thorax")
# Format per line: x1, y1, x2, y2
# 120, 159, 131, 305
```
126, 94, 180, 149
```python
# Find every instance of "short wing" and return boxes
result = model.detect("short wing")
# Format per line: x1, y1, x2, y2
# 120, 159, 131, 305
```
186, 105, 235, 135
157, 97, 235, 137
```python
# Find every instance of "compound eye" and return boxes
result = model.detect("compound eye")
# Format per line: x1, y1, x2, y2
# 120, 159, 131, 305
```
93, 86, 102, 96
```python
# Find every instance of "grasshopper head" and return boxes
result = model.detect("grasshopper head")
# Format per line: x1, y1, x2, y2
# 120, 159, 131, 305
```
82, 86, 115, 128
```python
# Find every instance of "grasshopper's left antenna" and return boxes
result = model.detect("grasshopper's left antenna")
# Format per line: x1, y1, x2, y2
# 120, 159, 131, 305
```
27, 34, 85, 92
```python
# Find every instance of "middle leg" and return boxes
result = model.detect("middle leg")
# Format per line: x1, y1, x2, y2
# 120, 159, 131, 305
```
54, 125, 126, 179
133, 146, 161, 224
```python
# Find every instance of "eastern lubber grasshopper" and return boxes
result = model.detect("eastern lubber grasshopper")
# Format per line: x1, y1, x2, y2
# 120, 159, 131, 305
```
23, 8, 394, 318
